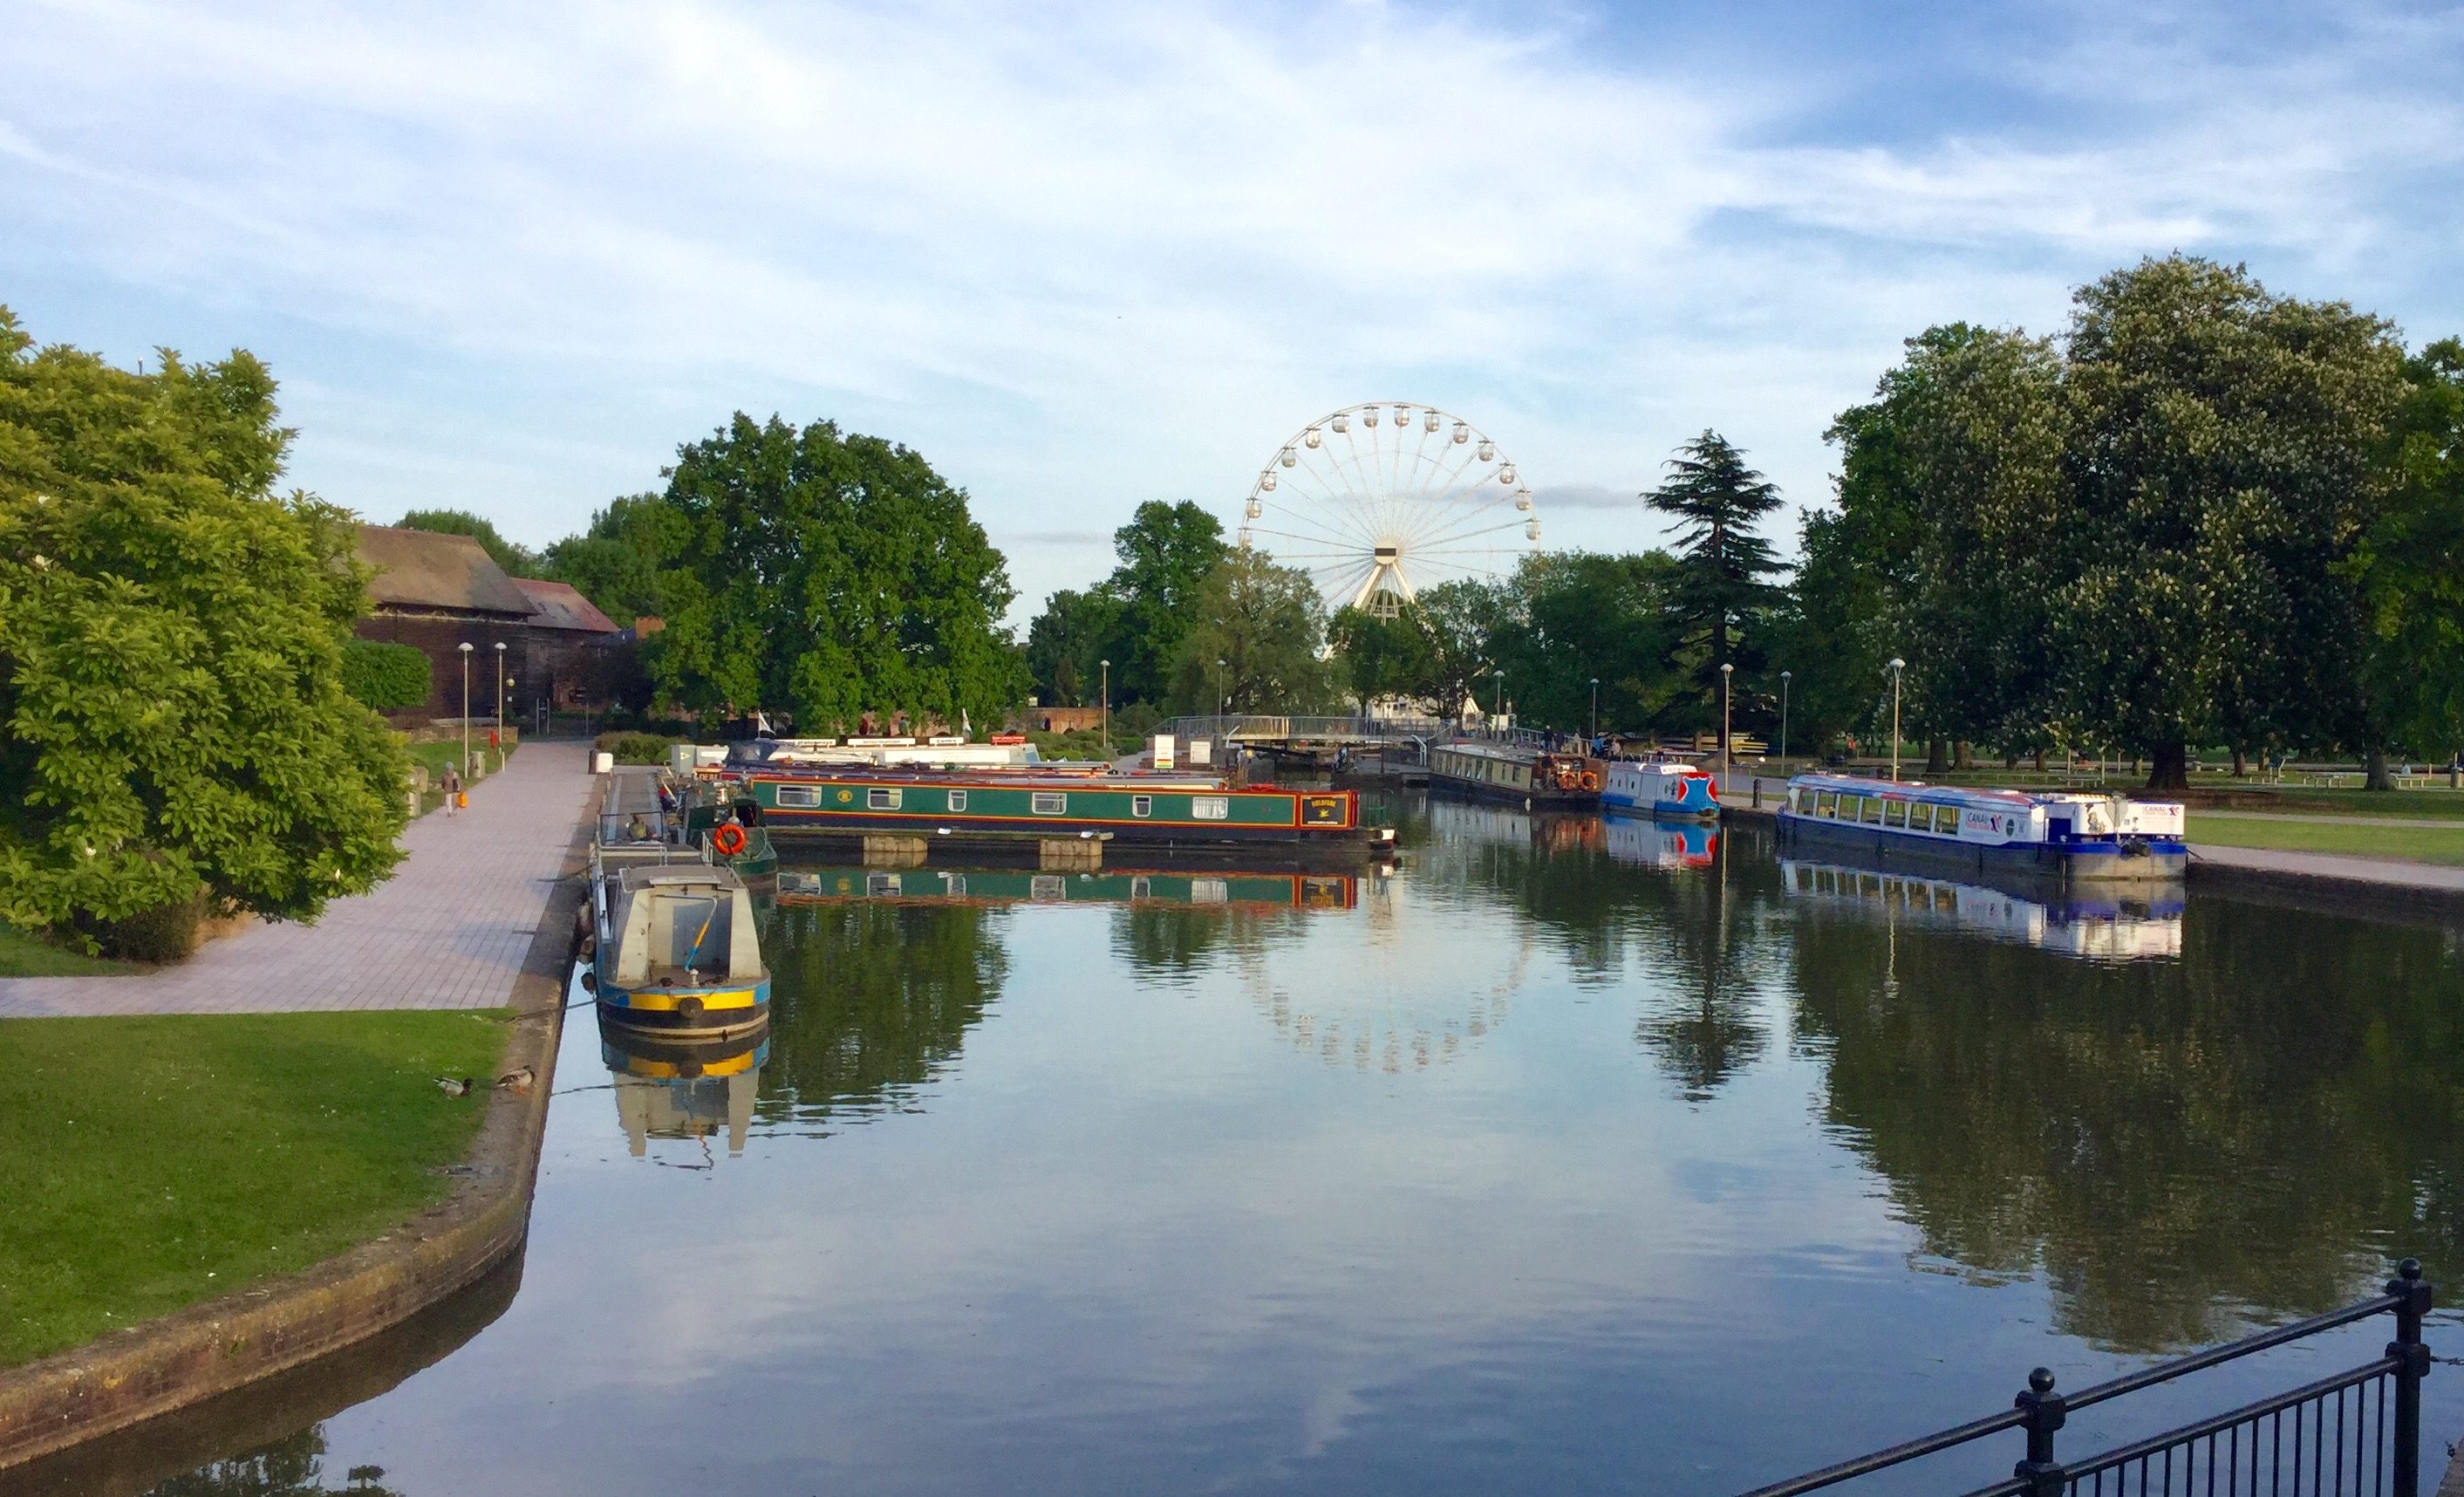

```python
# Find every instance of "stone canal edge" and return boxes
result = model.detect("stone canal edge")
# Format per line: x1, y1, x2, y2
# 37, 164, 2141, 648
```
0, 814, 593, 1473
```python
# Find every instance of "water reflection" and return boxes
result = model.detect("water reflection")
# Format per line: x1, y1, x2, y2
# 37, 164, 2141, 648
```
147, 1430, 400, 1495
600, 1019, 768, 1159
1778, 856, 2185, 963
1791, 898, 2464, 1350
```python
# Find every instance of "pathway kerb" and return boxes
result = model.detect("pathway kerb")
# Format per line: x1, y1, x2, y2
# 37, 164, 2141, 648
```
0, 783, 597, 1471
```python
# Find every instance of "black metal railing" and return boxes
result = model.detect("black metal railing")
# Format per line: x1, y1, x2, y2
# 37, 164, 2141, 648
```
1737, 1260, 2433, 1497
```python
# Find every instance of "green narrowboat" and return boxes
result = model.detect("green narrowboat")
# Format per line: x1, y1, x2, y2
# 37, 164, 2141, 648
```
740, 769, 1396, 857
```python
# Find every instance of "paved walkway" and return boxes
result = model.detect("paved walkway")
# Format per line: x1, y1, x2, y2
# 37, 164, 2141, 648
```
2187, 842, 2464, 892
0, 741, 598, 1017
2190, 810, 2464, 829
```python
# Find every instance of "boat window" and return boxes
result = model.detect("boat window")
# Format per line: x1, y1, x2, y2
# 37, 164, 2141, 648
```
1032, 791, 1067, 815
947, 790, 967, 812
1130, 876, 1152, 899
1192, 796, 1229, 821
1132, 795, 1152, 817
1792, 787, 1813, 814
868, 787, 902, 810
1193, 878, 1228, 904
1861, 796, 1885, 824
1839, 795, 1862, 821
945, 874, 966, 897
867, 873, 900, 897
1815, 791, 1837, 817
775, 784, 819, 808
1884, 800, 1908, 828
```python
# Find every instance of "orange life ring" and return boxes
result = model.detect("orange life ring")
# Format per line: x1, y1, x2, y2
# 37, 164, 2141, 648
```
1580, 769, 1601, 791
712, 822, 749, 857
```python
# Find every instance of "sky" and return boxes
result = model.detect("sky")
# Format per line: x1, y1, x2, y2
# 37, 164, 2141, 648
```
5, 0, 2461, 623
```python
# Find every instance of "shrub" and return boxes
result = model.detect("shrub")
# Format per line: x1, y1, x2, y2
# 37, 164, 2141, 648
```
85, 893, 208, 963
596, 731, 681, 765
340, 639, 432, 711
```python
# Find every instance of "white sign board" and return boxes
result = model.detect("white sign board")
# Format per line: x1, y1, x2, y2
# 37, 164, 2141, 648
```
1151, 734, 1176, 770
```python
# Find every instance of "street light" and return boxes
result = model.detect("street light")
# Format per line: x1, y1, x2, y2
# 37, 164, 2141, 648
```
493, 640, 507, 748
457, 642, 474, 778
1099, 659, 1110, 755
1887, 657, 1907, 782
1779, 670, 1792, 767
1719, 661, 1734, 790
1492, 668, 1506, 732
1588, 677, 1600, 743
1216, 657, 1228, 715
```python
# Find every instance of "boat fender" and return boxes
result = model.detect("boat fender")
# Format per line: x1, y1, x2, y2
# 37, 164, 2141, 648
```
678, 995, 706, 1022
712, 823, 749, 857
580, 970, 597, 993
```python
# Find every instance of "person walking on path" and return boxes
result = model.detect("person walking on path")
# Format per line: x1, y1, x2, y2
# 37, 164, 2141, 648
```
441, 763, 462, 817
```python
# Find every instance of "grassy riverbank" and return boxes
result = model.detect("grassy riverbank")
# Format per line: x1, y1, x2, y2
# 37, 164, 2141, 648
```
0, 1011, 510, 1368
2185, 815, 2464, 865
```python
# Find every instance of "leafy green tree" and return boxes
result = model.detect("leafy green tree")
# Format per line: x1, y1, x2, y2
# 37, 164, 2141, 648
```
1023, 585, 1125, 707
2060, 256, 2407, 790
1414, 578, 1517, 720
0, 308, 408, 944
338, 639, 432, 711
1167, 549, 1334, 713
1645, 432, 1787, 747
395, 507, 539, 577
2349, 338, 2464, 777
1325, 601, 1437, 712
649, 414, 1026, 733
1108, 500, 1228, 705
1499, 550, 1686, 736
538, 493, 689, 627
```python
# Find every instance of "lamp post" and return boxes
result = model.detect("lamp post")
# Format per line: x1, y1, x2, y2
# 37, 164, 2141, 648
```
1887, 657, 1907, 782
1779, 670, 1792, 767
1492, 668, 1506, 733
1216, 657, 1228, 716
1719, 661, 1734, 791
457, 642, 474, 776
493, 641, 507, 749
1099, 659, 1110, 754
1588, 676, 1600, 743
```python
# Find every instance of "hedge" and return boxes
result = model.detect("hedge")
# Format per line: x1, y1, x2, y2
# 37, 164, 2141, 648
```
595, 731, 683, 765
340, 639, 432, 711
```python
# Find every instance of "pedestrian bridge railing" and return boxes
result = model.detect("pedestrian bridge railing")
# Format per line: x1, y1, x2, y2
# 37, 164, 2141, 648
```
1157, 715, 1448, 744
1735, 1260, 2432, 1497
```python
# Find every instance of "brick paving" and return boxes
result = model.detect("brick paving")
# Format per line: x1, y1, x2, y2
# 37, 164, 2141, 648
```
0, 741, 598, 1017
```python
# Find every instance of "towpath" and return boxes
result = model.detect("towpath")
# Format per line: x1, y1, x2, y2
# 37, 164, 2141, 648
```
0, 741, 597, 1018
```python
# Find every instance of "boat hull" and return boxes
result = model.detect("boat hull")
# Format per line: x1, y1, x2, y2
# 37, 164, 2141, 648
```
592, 971, 773, 1037
1601, 793, 1719, 823
1777, 811, 2186, 883
1427, 774, 1594, 810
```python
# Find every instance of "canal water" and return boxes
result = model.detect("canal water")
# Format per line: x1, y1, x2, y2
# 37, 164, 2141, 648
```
119, 800, 2464, 1494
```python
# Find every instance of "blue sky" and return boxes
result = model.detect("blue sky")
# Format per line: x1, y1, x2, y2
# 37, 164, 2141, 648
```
5, 0, 2460, 619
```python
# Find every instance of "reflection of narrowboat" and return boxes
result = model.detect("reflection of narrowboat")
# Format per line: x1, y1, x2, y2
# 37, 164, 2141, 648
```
1603, 817, 1717, 870
585, 844, 772, 1038
738, 769, 1395, 858
775, 865, 1360, 911
1776, 774, 2187, 882
599, 1015, 767, 1159
1427, 742, 1605, 809
1778, 857, 2184, 962
1602, 761, 1719, 821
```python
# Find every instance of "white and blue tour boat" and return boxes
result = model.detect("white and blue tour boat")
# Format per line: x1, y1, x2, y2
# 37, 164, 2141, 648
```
1601, 760, 1721, 822
1776, 773, 2187, 883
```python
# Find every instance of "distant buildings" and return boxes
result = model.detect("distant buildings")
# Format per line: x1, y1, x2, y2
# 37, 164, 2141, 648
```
352, 524, 625, 723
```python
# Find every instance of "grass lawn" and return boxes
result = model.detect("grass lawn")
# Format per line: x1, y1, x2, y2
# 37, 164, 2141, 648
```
2186, 814, 2464, 865
0, 1010, 511, 1367
0, 921, 134, 978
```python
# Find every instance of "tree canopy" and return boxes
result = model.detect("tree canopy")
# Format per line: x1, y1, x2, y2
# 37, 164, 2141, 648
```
395, 508, 540, 578
1645, 432, 1787, 743
648, 414, 1024, 734
0, 306, 408, 943
1167, 549, 1334, 714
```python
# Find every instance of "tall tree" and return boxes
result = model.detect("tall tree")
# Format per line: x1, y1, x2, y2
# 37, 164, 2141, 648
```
2061, 256, 2407, 790
1023, 585, 1125, 707
1167, 550, 1333, 713
1109, 500, 1228, 705
395, 508, 539, 577
1326, 601, 1438, 713
1645, 432, 1787, 748
1413, 578, 1518, 721
651, 414, 1025, 733
0, 308, 408, 946
2349, 338, 2464, 779
538, 493, 689, 627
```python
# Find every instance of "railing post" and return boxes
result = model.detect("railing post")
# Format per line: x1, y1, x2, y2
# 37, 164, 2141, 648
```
2388, 1257, 2433, 1497
2012, 1368, 2068, 1497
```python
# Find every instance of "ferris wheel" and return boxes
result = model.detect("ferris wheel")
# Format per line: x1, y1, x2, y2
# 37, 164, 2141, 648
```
1238, 402, 1539, 619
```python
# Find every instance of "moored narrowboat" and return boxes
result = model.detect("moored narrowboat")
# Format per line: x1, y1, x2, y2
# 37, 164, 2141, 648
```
1426, 742, 1604, 809
1601, 760, 1720, 822
737, 768, 1396, 858
1775, 773, 2187, 883
585, 844, 772, 1037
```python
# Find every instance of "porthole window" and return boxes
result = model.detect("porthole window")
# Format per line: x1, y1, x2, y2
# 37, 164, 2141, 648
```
1132, 795, 1152, 817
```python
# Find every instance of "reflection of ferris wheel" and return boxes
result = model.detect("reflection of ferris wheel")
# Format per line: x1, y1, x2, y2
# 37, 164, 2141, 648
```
1239, 401, 1539, 619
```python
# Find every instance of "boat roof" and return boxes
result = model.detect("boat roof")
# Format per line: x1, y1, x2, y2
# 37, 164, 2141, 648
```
746, 767, 1245, 791
1785, 772, 2036, 806
616, 864, 748, 894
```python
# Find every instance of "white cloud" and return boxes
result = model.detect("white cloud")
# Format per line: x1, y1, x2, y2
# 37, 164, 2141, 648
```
3, 0, 2456, 615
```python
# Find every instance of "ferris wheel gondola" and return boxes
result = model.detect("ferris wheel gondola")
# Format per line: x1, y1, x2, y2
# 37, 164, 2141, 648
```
1237, 402, 1538, 619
